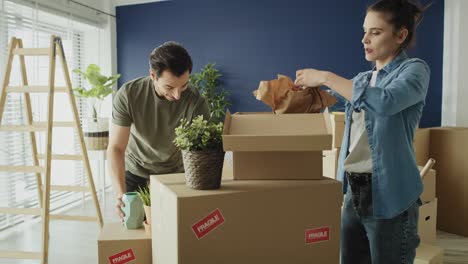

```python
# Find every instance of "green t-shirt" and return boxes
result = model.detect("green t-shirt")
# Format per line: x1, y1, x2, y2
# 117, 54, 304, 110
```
112, 76, 210, 178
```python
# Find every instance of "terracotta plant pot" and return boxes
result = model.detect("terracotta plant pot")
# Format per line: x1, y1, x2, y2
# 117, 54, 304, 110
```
144, 205, 151, 225
143, 220, 151, 236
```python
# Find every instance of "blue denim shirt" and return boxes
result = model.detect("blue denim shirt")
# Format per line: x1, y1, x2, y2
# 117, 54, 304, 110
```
337, 51, 431, 219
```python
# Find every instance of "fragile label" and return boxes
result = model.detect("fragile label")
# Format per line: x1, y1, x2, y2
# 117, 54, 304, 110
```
305, 226, 330, 244
192, 208, 225, 240
109, 248, 136, 264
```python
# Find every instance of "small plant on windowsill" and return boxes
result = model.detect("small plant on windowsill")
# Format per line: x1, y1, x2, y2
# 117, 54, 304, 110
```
174, 115, 224, 190
72, 64, 120, 150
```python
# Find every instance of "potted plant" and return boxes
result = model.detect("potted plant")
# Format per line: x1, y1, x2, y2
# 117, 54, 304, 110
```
174, 115, 224, 190
73, 64, 120, 150
189, 63, 230, 123
137, 185, 151, 235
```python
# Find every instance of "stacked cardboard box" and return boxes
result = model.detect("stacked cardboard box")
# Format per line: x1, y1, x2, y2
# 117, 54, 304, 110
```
323, 148, 339, 179
222, 112, 332, 180
429, 127, 468, 237
331, 112, 345, 149
414, 126, 468, 237
97, 223, 152, 264
150, 111, 343, 264
414, 128, 444, 264
323, 112, 344, 179
418, 166, 437, 245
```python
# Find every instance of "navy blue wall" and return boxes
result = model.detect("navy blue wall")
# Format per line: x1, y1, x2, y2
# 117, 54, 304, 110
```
116, 0, 443, 127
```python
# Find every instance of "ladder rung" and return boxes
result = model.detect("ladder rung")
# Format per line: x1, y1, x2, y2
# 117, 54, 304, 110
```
0, 207, 41, 215
0, 165, 46, 173
0, 122, 76, 132
37, 154, 82, 160
0, 208, 97, 222
13, 48, 49, 56
0, 250, 42, 259
0, 124, 46, 132
50, 214, 97, 222
6, 85, 68, 93
48, 185, 89, 192
37, 121, 76, 128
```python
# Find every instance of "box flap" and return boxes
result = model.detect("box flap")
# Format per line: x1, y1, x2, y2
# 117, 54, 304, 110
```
151, 174, 342, 199
331, 112, 345, 122
98, 222, 150, 241
222, 112, 332, 151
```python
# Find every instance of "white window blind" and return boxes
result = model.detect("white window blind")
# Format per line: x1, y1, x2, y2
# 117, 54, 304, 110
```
0, 0, 103, 232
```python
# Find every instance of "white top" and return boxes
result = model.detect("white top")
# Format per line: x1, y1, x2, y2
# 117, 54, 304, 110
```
343, 70, 378, 173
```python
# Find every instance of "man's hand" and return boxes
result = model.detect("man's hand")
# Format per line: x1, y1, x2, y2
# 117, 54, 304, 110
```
115, 195, 125, 222
295, 69, 328, 88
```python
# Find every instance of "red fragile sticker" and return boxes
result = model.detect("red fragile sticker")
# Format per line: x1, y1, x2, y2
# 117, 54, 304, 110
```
305, 226, 330, 244
108, 248, 136, 264
191, 208, 225, 240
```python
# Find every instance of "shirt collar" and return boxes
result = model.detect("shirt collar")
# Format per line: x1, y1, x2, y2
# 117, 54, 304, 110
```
373, 51, 408, 74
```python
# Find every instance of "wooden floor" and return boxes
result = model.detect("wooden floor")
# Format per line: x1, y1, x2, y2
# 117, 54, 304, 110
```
1, 192, 467, 264
0, 193, 116, 264
437, 231, 468, 264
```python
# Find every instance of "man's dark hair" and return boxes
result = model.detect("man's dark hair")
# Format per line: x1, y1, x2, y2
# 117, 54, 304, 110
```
149, 41, 193, 78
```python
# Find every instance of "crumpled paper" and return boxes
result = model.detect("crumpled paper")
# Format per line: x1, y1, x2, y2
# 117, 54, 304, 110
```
253, 75, 336, 113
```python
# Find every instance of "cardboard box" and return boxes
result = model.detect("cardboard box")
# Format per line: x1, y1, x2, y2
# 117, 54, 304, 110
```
98, 223, 152, 264
331, 112, 345, 148
415, 243, 444, 264
222, 153, 234, 180
429, 127, 468, 236
150, 173, 343, 264
414, 128, 431, 166
323, 148, 340, 179
419, 166, 436, 203
418, 198, 437, 244
222, 112, 332, 180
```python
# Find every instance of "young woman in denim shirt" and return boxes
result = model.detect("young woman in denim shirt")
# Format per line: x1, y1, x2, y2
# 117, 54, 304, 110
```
295, 0, 431, 263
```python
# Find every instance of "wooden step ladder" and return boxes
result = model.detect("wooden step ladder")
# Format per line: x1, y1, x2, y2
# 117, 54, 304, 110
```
0, 36, 104, 263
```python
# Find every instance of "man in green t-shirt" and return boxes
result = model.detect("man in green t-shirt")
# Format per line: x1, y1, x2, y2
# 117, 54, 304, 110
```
108, 42, 210, 221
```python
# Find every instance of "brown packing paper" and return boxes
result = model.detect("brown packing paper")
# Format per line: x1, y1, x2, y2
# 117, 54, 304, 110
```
253, 75, 337, 113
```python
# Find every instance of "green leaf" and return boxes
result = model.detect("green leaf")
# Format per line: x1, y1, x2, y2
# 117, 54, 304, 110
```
173, 115, 224, 151
72, 63, 121, 116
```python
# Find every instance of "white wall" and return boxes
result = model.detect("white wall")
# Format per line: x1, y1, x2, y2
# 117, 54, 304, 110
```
107, 0, 467, 126
442, 0, 468, 126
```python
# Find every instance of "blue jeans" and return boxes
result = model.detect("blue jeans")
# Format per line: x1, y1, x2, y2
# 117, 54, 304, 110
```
341, 173, 421, 264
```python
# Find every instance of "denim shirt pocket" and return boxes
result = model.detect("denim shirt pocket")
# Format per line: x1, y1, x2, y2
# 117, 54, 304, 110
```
351, 72, 372, 112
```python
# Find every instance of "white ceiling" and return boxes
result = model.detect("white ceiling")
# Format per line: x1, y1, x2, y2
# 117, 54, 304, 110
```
114, 0, 169, 7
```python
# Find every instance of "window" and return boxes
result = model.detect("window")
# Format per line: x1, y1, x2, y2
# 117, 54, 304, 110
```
0, 0, 106, 232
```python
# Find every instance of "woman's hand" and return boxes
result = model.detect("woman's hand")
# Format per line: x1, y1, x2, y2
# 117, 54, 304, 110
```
295, 69, 328, 88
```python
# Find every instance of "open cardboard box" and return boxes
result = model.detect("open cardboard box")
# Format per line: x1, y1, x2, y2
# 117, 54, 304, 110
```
419, 166, 436, 203
222, 111, 333, 180
414, 128, 431, 166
